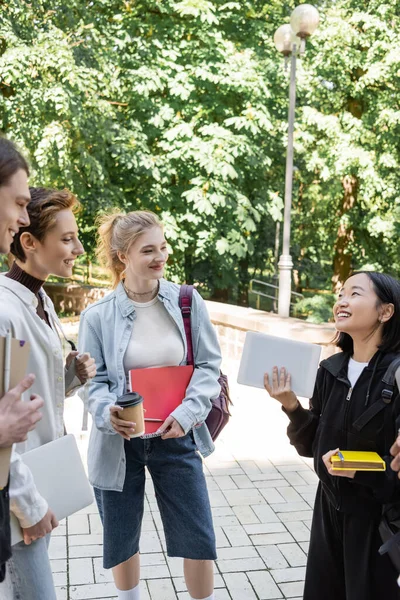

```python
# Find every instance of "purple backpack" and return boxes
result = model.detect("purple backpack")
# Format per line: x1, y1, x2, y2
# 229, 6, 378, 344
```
179, 284, 232, 441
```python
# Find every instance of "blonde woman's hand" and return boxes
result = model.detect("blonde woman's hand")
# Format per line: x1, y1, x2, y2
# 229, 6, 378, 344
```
157, 415, 185, 440
66, 351, 96, 384
322, 449, 356, 479
109, 405, 136, 440
264, 367, 299, 412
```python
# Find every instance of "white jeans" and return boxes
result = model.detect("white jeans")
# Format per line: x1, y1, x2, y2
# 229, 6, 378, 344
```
0, 535, 56, 600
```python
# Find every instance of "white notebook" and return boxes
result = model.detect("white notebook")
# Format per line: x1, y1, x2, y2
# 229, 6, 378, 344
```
10, 434, 93, 545
237, 331, 322, 398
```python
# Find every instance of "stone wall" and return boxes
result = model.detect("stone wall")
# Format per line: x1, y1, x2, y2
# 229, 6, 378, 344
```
206, 300, 337, 362
44, 283, 108, 315
54, 283, 337, 360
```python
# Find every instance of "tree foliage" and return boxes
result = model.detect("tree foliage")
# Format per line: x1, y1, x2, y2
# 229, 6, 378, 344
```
1, 0, 399, 303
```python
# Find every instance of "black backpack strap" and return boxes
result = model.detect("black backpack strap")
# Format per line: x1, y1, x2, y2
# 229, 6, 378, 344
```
353, 356, 400, 432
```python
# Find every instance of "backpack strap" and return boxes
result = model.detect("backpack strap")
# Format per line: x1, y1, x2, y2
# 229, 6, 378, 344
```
179, 284, 195, 366
353, 356, 400, 432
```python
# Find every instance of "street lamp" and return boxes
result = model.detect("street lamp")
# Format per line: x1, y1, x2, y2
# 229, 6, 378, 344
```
274, 4, 319, 317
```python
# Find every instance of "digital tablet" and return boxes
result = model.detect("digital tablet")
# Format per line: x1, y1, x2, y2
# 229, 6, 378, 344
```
237, 331, 322, 398
10, 434, 93, 545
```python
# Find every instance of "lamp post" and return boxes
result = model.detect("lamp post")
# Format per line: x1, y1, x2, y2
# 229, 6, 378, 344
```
274, 4, 319, 317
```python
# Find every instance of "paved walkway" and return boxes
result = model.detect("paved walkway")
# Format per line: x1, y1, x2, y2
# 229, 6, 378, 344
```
54, 353, 316, 600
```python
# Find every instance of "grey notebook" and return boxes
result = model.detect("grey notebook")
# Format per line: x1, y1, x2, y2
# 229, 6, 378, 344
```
10, 434, 93, 545
237, 331, 322, 398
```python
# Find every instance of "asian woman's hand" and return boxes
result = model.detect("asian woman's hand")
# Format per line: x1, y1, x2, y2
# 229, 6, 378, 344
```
322, 448, 356, 479
109, 405, 136, 440
264, 367, 299, 412
66, 351, 96, 384
157, 415, 185, 440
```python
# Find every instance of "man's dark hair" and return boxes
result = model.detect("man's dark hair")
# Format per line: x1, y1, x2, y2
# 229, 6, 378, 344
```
335, 271, 400, 354
0, 136, 29, 187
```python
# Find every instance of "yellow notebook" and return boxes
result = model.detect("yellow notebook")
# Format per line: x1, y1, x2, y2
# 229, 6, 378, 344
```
331, 451, 386, 471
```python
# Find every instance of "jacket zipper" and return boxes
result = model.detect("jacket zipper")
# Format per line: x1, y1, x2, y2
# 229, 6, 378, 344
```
346, 387, 353, 402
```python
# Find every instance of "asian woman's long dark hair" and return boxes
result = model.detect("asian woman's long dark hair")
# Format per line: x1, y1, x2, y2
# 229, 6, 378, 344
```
335, 271, 400, 354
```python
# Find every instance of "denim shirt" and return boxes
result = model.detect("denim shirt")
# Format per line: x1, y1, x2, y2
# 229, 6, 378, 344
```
78, 279, 222, 491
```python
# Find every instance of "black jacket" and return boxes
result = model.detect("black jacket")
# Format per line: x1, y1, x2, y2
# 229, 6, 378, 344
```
286, 350, 400, 515
0, 484, 11, 582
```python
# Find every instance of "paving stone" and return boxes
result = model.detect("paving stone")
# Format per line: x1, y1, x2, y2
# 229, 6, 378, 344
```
69, 557, 95, 585
69, 582, 119, 599
244, 523, 286, 536
250, 532, 294, 545
69, 534, 103, 547
271, 566, 306, 583
278, 487, 304, 503
247, 570, 283, 599
260, 488, 287, 504
53, 523, 67, 537
141, 564, 171, 579
215, 525, 232, 548
68, 514, 90, 535
218, 557, 265, 573
51, 559, 67, 573
222, 524, 252, 546
297, 470, 319, 485
178, 590, 230, 600
277, 543, 307, 567
147, 578, 177, 599
217, 546, 259, 560
257, 545, 289, 569
223, 572, 258, 599
213, 515, 241, 527
69, 545, 103, 559
48, 536, 67, 560
89, 513, 103, 534
93, 557, 114, 584
282, 472, 307, 486
284, 521, 311, 543
299, 541, 310, 553
140, 530, 163, 553
223, 489, 265, 506
214, 476, 238, 490
172, 574, 225, 592
249, 473, 285, 482
302, 493, 316, 507
232, 505, 260, 525
212, 506, 235, 518
278, 581, 305, 598
271, 501, 311, 513
237, 460, 263, 476
205, 476, 219, 491
251, 504, 280, 523
53, 572, 68, 587
231, 475, 255, 489
209, 490, 230, 507
278, 511, 313, 523
56, 587, 68, 600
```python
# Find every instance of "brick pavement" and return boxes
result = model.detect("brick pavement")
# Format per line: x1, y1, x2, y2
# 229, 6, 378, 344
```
54, 356, 316, 600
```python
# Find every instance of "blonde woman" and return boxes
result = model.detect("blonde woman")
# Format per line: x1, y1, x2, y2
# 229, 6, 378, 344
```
78, 210, 221, 600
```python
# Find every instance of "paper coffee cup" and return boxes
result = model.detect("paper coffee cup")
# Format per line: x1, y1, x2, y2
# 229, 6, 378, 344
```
115, 392, 145, 438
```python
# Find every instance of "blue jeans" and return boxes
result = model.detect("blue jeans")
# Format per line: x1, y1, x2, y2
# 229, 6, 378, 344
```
95, 433, 217, 568
0, 535, 56, 600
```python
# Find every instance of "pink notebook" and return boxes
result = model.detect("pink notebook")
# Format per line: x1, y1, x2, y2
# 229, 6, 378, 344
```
129, 365, 194, 433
